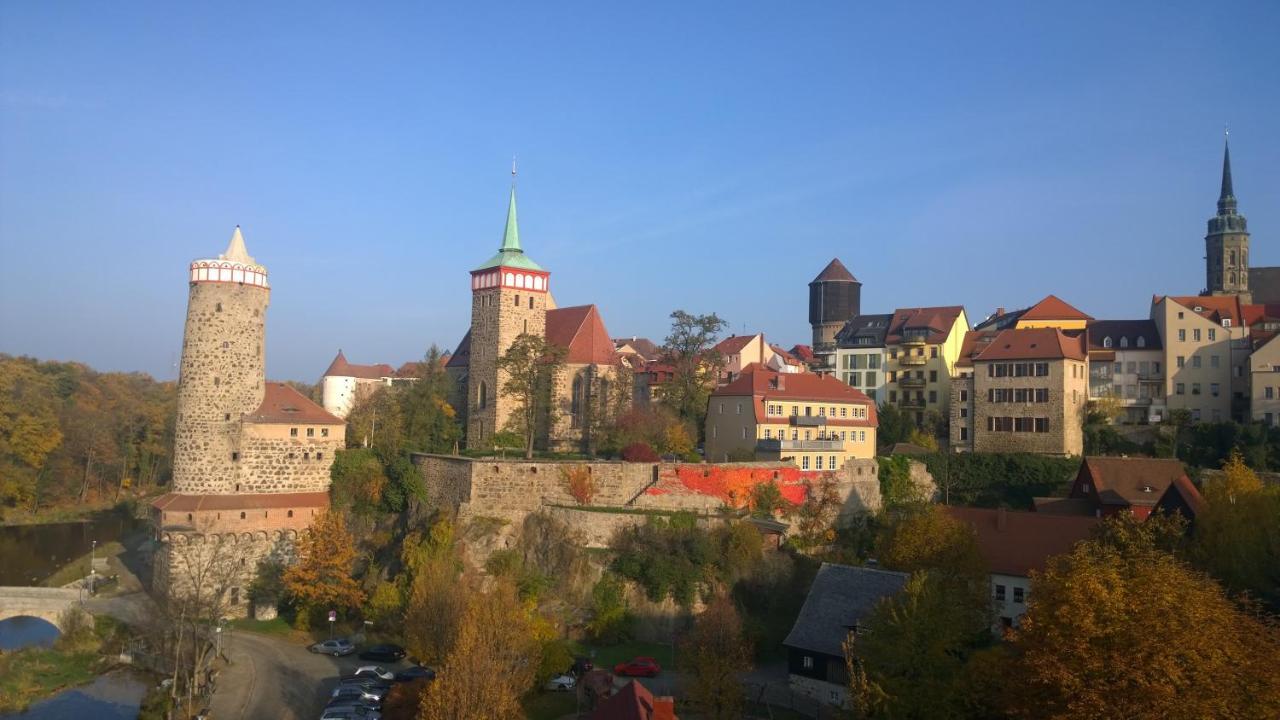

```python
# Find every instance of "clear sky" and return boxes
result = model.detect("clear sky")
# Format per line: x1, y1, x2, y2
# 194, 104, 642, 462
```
2, 1, 1278, 382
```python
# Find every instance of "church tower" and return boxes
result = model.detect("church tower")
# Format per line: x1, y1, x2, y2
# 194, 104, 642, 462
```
466, 181, 550, 447
172, 227, 269, 494
1204, 135, 1251, 302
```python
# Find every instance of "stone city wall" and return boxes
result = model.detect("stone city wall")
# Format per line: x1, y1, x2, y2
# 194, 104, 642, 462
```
235, 426, 344, 493
153, 528, 298, 618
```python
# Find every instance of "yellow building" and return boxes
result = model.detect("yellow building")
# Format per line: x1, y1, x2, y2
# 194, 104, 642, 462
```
881, 306, 970, 426
705, 365, 877, 469
1150, 295, 1250, 423
1013, 295, 1092, 330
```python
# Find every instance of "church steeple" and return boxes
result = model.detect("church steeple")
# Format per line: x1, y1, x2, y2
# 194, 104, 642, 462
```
501, 185, 521, 252
473, 169, 544, 272
1218, 135, 1237, 215
1204, 132, 1250, 300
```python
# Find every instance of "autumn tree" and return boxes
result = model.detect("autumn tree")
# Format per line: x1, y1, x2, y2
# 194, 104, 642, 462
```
1005, 526, 1280, 719
403, 517, 467, 666
399, 346, 461, 454
418, 582, 541, 720
660, 310, 728, 434
683, 594, 752, 720
1191, 449, 1280, 606
344, 385, 405, 455
791, 475, 842, 551
283, 510, 364, 624
496, 333, 566, 459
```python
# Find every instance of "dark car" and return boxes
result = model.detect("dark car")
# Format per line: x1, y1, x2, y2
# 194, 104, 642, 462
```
357, 643, 407, 663
337, 677, 391, 694
393, 665, 437, 682
330, 687, 385, 705
613, 656, 661, 678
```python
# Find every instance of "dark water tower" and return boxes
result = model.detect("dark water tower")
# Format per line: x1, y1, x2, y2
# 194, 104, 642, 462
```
809, 258, 861, 359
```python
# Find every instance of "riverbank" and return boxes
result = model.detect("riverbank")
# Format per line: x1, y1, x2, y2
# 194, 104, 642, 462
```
0, 496, 157, 527
0, 613, 124, 713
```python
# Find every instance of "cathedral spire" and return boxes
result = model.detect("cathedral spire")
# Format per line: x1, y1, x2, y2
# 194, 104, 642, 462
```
1218, 132, 1237, 214
501, 182, 521, 253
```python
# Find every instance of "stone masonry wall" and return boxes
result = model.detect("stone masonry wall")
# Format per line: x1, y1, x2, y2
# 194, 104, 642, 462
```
972, 359, 1087, 456
235, 426, 344, 493
466, 285, 548, 448
153, 528, 299, 618
172, 281, 269, 495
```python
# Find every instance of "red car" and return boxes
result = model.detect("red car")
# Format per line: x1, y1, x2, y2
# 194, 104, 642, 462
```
614, 656, 662, 677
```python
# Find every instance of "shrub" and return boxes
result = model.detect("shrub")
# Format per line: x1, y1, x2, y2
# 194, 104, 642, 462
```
587, 573, 632, 644
621, 442, 660, 462
561, 465, 596, 505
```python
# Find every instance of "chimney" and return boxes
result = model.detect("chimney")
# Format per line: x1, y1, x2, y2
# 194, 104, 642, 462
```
997, 507, 1008, 531
652, 697, 677, 720
996, 307, 1006, 317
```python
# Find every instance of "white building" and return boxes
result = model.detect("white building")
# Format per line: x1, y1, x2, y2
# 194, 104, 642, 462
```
832, 314, 891, 403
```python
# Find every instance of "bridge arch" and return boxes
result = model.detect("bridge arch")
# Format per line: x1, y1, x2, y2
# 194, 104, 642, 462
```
0, 587, 83, 631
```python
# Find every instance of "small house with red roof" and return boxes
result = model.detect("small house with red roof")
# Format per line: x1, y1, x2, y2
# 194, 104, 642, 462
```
320, 350, 424, 419
945, 506, 1099, 629
589, 679, 676, 720
949, 327, 1089, 455
1048, 456, 1205, 521
706, 365, 877, 468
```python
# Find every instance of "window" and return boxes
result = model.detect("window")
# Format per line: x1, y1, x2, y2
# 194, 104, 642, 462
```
1176, 383, 1185, 395
1209, 329, 1216, 341
290, 427, 298, 437
741, 427, 747, 440
929, 390, 938, 403
1177, 356, 1185, 368
240, 511, 246, 519
216, 303, 222, 312
736, 402, 742, 415
764, 429, 771, 439
1178, 329, 1186, 342
1267, 387, 1274, 400
802, 656, 814, 670
802, 456, 810, 470
995, 584, 1007, 602
960, 427, 968, 440
1223, 318, 1232, 328
306, 427, 314, 437
960, 407, 968, 418
1013, 587, 1025, 604
321, 428, 329, 437
514, 294, 520, 306
1192, 383, 1201, 395
1137, 336, 1146, 348
1211, 383, 1220, 397
1120, 336, 1129, 348
528, 296, 533, 309
287, 510, 294, 518
1211, 355, 1220, 369
929, 370, 938, 382
1193, 329, 1201, 342
231, 452, 239, 461
316, 452, 323, 460
1193, 356, 1202, 369
225, 413, 231, 421
1103, 336, 1112, 348
930, 347, 938, 358
815, 456, 823, 470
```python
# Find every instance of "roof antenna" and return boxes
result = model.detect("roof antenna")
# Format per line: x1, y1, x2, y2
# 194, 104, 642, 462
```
511, 155, 517, 185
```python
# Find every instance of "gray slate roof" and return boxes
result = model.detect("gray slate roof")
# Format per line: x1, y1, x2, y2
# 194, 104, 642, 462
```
783, 563, 908, 658
835, 314, 892, 348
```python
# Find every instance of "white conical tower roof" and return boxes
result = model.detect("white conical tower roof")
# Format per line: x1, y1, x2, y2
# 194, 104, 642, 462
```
219, 225, 257, 265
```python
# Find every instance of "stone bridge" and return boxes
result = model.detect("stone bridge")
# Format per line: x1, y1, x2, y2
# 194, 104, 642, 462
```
0, 587, 84, 630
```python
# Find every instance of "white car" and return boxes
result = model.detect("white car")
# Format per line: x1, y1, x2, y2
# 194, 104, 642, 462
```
545, 674, 576, 692
349, 665, 395, 682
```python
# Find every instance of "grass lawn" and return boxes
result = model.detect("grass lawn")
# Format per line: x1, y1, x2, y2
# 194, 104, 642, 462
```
579, 640, 676, 672
0, 648, 102, 713
42, 541, 125, 588
521, 690, 578, 720
227, 616, 295, 637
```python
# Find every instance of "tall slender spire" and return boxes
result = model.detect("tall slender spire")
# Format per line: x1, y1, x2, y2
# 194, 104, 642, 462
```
501, 183, 521, 252
1218, 131, 1237, 214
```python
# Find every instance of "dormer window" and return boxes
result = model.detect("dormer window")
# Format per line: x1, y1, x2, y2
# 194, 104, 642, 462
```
1223, 319, 1232, 328
1136, 337, 1146, 348
1119, 337, 1129, 348
1102, 337, 1112, 348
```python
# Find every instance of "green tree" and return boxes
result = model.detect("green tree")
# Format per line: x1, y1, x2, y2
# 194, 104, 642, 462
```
345, 385, 405, 455
399, 346, 462, 454
1191, 450, 1280, 607
496, 334, 566, 459
876, 402, 913, 447
660, 310, 728, 434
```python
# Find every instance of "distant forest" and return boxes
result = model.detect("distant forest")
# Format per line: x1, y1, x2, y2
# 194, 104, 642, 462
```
0, 354, 317, 518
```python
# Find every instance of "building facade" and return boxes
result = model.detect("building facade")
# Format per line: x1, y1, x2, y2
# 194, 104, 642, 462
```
833, 314, 891, 403
705, 367, 877, 468
152, 228, 345, 616
1251, 334, 1280, 427
1151, 295, 1250, 423
951, 327, 1088, 455
1085, 320, 1166, 424
881, 306, 969, 426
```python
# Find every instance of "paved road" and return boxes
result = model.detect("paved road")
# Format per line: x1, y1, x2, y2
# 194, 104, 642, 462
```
209, 632, 413, 720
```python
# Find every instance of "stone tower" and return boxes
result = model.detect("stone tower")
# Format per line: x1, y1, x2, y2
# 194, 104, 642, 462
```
172, 227, 269, 494
466, 183, 550, 447
1204, 136, 1251, 302
809, 258, 861, 360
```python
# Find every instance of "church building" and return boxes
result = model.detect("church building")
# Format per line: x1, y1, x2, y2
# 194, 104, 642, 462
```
1204, 135, 1277, 304
446, 180, 628, 453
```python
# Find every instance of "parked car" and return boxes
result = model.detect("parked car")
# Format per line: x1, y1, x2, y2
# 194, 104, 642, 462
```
319, 706, 381, 720
347, 666, 395, 682
613, 657, 661, 677
331, 685, 387, 704
336, 679, 390, 696
357, 644, 407, 663
544, 674, 576, 692
309, 639, 356, 656
326, 698, 381, 713
393, 665, 437, 682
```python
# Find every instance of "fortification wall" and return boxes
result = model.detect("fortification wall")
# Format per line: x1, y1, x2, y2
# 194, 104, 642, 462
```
235, 426, 344, 493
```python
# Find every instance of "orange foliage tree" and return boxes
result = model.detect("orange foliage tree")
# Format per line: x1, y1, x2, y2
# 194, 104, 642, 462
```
561, 465, 596, 505
283, 510, 365, 621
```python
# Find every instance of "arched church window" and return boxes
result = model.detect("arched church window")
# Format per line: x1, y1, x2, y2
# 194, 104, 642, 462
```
599, 377, 609, 408
1230, 272, 1237, 285
570, 373, 584, 429
478, 381, 488, 410
1230, 250, 1236, 265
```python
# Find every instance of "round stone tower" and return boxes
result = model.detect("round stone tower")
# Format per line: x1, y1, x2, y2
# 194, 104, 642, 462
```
809, 258, 861, 360
171, 227, 270, 495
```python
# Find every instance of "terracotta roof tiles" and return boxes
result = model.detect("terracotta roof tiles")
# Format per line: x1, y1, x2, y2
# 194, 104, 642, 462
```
246, 383, 344, 425
547, 305, 618, 365
945, 506, 1099, 576
1019, 294, 1093, 322
973, 327, 1086, 362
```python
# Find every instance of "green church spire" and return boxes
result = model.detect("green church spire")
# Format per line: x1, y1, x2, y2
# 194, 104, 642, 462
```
472, 164, 544, 272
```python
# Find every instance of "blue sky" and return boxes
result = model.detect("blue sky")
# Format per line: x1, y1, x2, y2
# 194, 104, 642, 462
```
2, 1, 1278, 382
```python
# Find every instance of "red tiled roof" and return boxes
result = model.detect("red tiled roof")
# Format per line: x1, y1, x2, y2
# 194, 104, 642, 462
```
811, 258, 858, 283
768, 344, 805, 366
714, 365, 877, 427
590, 680, 675, 720
1243, 304, 1280, 327
151, 491, 331, 512
954, 329, 1000, 368
1077, 456, 1191, 508
615, 337, 661, 361
1158, 295, 1245, 327
322, 350, 395, 380
547, 305, 617, 365
885, 306, 966, 345
973, 327, 1087, 362
1019, 294, 1093, 322
945, 506, 1099, 576
246, 383, 344, 425
789, 344, 815, 361
714, 334, 759, 356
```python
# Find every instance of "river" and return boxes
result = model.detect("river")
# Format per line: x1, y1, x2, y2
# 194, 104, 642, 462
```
0, 672, 149, 720
0, 518, 133, 587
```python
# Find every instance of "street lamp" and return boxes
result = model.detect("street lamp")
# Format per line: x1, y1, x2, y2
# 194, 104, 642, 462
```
89, 540, 97, 595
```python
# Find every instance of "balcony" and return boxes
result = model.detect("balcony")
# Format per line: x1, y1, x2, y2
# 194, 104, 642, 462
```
898, 376, 926, 389
1137, 372, 1164, 384
900, 397, 926, 409
790, 415, 826, 427
899, 355, 927, 366
900, 336, 927, 347
757, 438, 844, 453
